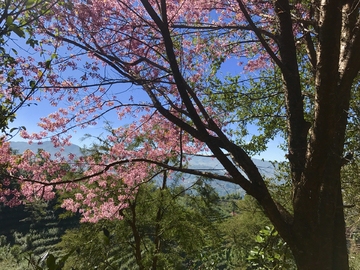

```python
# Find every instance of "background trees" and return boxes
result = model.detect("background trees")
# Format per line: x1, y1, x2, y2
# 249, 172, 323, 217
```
2, 0, 360, 269
58, 180, 223, 269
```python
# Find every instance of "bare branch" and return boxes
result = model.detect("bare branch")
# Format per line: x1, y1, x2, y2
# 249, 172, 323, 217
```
9, 158, 237, 186
171, 23, 277, 41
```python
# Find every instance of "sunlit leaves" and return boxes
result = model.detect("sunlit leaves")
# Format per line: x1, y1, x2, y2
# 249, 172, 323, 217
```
247, 226, 295, 269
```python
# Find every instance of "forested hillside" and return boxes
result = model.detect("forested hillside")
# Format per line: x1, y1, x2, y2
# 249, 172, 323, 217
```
0, 180, 294, 269
0, 196, 80, 269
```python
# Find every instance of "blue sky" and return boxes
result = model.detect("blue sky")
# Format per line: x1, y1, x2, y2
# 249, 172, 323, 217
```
7, 32, 286, 162
11, 103, 286, 161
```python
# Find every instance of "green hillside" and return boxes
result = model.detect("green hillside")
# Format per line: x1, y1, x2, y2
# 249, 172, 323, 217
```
0, 197, 80, 269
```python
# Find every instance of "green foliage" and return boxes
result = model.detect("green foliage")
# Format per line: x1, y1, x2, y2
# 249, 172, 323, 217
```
340, 158, 360, 268
246, 226, 295, 270
0, 235, 26, 270
0, 183, 80, 269
203, 66, 287, 155
217, 195, 273, 268
202, 42, 325, 157
222, 192, 242, 200
350, 253, 360, 270
264, 161, 293, 214
57, 180, 224, 269
0, 183, 300, 270
23, 248, 75, 270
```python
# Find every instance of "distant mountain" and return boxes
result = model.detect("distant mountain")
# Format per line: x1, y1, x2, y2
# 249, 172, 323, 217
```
10, 141, 82, 158
188, 156, 274, 177
178, 156, 275, 197
9, 142, 274, 196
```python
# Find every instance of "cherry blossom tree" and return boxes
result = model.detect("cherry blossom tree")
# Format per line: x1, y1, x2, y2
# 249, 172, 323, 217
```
0, 0, 61, 136
1, 0, 360, 269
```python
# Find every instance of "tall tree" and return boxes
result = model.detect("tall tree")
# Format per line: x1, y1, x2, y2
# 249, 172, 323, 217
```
2, 1, 360, 269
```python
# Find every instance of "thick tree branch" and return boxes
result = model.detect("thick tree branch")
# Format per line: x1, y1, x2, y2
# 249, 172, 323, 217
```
304, 32, 317, 70
273, 0, 308, 185
339, 5, 360, 87
9, 158, 238, 186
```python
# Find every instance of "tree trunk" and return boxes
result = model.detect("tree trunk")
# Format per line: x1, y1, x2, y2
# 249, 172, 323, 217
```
290, 158, 349, 270
291, 218, 348, 270
127, 201, 145, 270
291, 188, 349, 270
152, 169, 167, 270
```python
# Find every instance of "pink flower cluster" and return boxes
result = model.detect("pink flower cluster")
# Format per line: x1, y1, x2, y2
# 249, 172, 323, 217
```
0, 0, 311, 221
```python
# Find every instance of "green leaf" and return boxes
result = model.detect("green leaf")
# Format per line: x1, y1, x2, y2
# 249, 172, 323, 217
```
30, 80, 35, 88
59, 248, 76, 264
8, 70, 15, 77
45, 59, 51, 69
6, 16, 13, 27
103, 228, 110, 238
255, 234, 264, 243
102, 228, 110, 245
26, 38, 39, 48
46, 254, 56, 269
9, 25, 25, 38
26, 0, 36, 8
